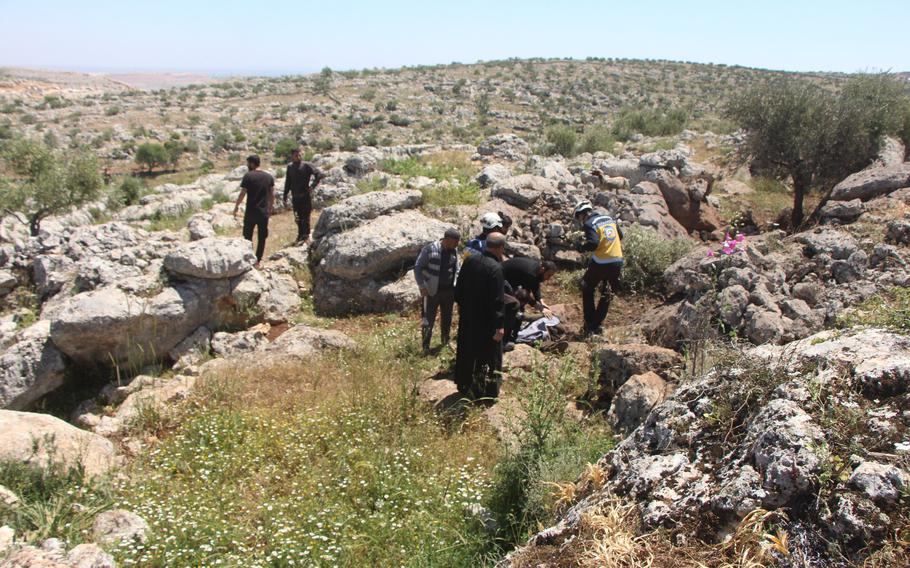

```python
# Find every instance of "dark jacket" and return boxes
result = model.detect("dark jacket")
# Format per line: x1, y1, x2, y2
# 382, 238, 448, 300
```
503, 257, 543, 303
455, 250, 505, 337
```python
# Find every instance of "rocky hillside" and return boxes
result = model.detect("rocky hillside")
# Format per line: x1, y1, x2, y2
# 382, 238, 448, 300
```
0, 58, 850, 178
0, 121, 908, 566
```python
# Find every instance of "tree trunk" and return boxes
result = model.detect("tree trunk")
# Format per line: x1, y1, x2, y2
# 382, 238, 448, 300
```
790, 167, 812, 231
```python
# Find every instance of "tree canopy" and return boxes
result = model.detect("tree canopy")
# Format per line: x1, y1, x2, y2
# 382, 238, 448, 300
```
0, 138, 102, 235
726, 73, 910, 229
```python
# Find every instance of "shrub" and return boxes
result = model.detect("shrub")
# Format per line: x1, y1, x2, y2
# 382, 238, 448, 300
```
111, 176, 145, 207
544, 124, 577, 157
273, 137, 298, 161
620, 225, 695, 293
339, 135, 359, 152
578, 125, 615, 154
611, 105, 688, 141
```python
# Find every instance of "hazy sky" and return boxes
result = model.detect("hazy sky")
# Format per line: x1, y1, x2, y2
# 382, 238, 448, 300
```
1, 0, 907, 75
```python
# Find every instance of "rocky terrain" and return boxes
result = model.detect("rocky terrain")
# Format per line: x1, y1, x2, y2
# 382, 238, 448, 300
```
0, 60, 908, 567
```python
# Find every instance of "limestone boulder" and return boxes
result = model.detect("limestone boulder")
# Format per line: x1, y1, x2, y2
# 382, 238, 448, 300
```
607, 372, 673, 433
0, 321, 66, 410
476, 133, 531, 161
0, 410, 118, 476
49, 285, 207, 369
92, 509, 149, 547
830, 162, 910, 202
311, 190, 423, 240
314, 211, 454, 281
491, 174, 556, 209
163, 237, 256, 279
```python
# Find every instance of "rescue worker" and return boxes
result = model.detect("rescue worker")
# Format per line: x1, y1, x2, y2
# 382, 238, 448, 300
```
414, 228, 461, 353
465, 212, 503, 255
573, 201, 623, 336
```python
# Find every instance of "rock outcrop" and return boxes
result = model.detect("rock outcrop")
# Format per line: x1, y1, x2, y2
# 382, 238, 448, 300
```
0, 410, 118, 476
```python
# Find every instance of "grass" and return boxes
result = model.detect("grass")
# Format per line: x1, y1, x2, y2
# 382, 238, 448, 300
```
110, 316, 505, 567
0, 459, 113, 546
620, 226, 696, 294
378, 152, 482, 208
835, 286, 910, 333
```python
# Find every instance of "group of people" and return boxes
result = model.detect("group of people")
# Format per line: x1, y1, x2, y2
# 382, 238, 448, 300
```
415, 202, 625, 399
231, 149, 625, 400
233, 150, 325, 266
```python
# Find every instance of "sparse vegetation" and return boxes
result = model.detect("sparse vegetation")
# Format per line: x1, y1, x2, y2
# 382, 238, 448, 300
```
620, 225, 696, 294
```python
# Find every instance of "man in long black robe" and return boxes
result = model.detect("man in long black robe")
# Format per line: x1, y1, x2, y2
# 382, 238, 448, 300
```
454, 233, 506, 399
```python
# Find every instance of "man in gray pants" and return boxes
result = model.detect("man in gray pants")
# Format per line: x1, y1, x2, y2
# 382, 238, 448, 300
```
415, 228, 461, 353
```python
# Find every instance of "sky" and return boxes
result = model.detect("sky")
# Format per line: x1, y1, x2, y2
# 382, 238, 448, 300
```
0, 0, 907, 76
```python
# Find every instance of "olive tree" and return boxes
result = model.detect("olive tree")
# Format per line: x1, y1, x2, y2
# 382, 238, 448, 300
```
726, 73, 910, 229
0, 138, 102, 235
135, 142, 170, 173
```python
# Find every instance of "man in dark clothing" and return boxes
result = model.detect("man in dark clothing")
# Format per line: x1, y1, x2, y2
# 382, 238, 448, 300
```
503, 258, 557, 342
454, 232, 506, 400
414, 228, 461, 353
233, 155, 275, 265
503, 258, 557, 314
283, 148, 325, 243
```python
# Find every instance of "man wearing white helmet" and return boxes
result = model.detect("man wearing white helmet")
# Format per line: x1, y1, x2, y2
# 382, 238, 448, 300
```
465, 212, 504, 255
573, 200, 624, 336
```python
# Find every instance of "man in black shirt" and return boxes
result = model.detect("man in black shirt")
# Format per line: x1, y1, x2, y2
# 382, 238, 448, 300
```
233, 155, 275, 265
503, 258, 557, 343
283, 148, 325, 243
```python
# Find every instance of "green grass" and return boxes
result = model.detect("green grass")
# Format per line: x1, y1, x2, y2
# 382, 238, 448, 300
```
0, 459, 113, 545
836, 286, 910, 333
621, 226, 696, 294
379, 152, 482, 207
110, 317, 504, 567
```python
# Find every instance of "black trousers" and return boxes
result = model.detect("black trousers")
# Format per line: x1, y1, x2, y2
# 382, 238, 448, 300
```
503, 294, 521, 343
292, 194, 312, 241
421, 289, 455, 349
242, 211, 269, 261
581, 262, 622, 333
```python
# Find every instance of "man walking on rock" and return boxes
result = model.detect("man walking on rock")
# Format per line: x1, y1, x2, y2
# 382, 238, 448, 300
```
283, 148, 325, 244
414, 228, 461, 353
454, 232, 507, 400
233, 155, 274, 266
573, 201, 623, 336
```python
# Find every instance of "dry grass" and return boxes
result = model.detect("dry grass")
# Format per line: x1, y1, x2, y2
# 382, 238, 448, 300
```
508, 501, 795, 568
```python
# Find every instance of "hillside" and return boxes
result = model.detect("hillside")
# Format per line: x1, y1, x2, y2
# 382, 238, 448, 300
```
0, 58, 908, 567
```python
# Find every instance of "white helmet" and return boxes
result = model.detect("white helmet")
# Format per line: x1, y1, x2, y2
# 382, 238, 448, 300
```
574, 201, 593, 218
480, 212, 503, 230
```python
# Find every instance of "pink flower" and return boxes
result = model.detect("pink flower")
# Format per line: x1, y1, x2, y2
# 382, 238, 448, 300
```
735, 233, 745, 243
707, 249, 715, 257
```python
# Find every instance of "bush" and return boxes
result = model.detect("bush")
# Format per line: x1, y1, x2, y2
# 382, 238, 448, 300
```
578, 125, 615, 154
620, 225, 695, 293
544, 124, 577, 157
111, 176, 145, 207
611, 106, 688, 141
273, 137, 298, 161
